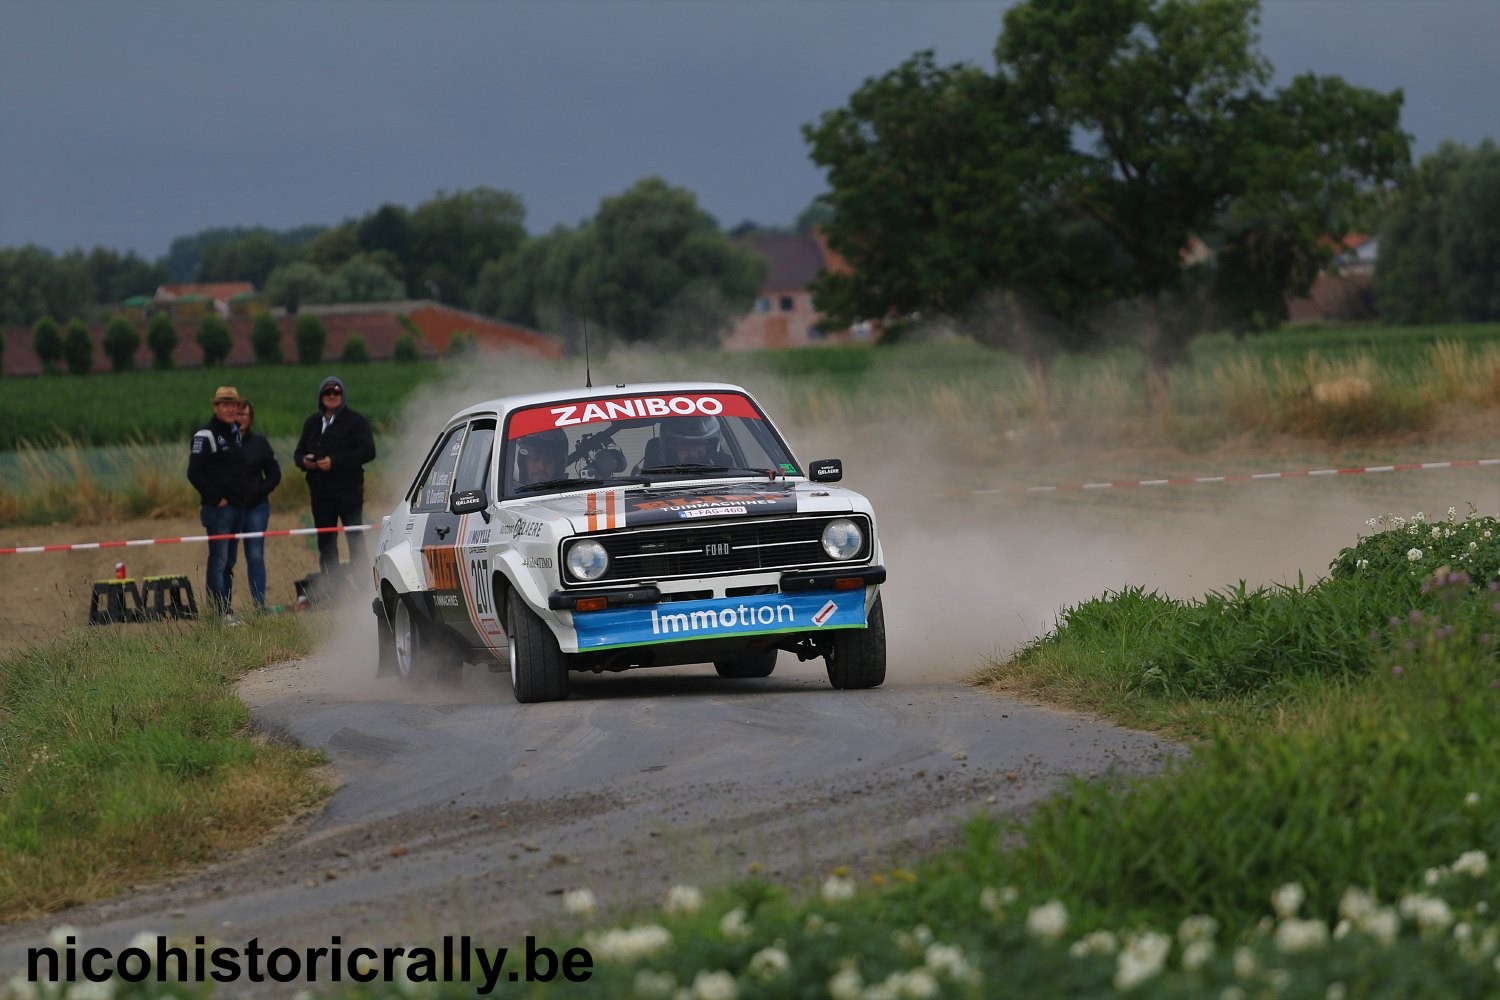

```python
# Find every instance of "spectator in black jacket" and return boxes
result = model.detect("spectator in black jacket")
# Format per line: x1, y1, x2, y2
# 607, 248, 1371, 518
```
187, 385, 246, 620
226, 399, 281, 611
294, 375, 377, 576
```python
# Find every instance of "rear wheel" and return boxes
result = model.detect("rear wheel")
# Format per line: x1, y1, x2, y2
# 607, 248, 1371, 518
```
392, 596, 463, 688
507, 590, 569, 703
714, 648, 778, 678
825, 595, 886, 690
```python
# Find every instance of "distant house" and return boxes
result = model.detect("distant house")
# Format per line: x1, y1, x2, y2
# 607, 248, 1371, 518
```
154, 281, 257, 319
1286, 233, 1377, 324
722, 230, 875, 351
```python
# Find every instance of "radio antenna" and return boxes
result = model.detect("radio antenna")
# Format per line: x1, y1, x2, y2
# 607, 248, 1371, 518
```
583, 318, 593, 388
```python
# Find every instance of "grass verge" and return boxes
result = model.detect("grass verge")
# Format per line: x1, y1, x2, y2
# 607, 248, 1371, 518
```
0, 614, 328, 923
503, 508, 1498, 998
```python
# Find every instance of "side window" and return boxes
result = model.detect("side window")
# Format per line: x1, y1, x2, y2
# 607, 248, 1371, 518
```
412, 425, 466, 514
454, 419, 496, 495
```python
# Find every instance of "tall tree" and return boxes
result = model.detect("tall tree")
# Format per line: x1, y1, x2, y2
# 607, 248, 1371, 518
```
1438, 139, 1500, 322
0, 246, 94, 327
570, 177, 765, 346
355, 204, 413, 287
806, 0, 1408, 374
1374, 142, 1472, 324
196, 230, 288, 287
408, 188, 528, 307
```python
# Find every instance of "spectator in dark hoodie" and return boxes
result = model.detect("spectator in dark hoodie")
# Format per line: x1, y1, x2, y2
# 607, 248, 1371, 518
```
226, 399, 281, 611
294, 375, 376, 576
188, 385, 246, 620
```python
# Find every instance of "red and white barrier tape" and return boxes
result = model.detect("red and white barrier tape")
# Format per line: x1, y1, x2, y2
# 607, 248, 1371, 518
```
2, 457, 1495, 555
958, 457, 1499, 497
0, 524, 373, 556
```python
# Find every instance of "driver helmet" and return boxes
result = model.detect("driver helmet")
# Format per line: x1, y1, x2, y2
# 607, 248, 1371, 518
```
517, 428, 567, 475
662, 416, 722, 459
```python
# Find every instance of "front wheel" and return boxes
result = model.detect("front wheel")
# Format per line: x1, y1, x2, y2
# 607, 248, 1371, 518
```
714, 648, 778, 679
507, 590, 569, 703
825, 594, 886, 690
392, 596, 462, 688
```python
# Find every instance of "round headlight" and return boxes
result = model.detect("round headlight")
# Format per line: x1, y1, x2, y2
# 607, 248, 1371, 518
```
820, 517, 863, 560
566, 539, 610, 581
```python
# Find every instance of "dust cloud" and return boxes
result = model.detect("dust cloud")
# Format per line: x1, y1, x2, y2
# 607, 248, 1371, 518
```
289, 347, 1499, 698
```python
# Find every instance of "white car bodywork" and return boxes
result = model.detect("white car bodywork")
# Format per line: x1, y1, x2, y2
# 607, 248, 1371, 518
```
372, 382, 887, 702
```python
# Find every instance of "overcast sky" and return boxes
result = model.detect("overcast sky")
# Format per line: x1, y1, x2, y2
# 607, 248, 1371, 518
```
2, 0, 1496, 262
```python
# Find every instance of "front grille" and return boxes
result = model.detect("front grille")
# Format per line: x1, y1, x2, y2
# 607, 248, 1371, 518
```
565, 514, 870, 585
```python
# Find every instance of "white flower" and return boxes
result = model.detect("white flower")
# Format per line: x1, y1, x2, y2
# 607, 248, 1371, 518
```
1424, 865, 1448, 886
1356, 558, 1370, 570
1360, 907, 1401, 948
1274, 917, 1329, 953
1182, 939, 1215, 971
586, 924, 672, 961
632, 969, 676, 998
563, 888, 597, 917
1431, 526, 1442, 539
1232, 945, 1257, 980
924, 942, 978, 984
689, 969, 738, 1000
1453, 850, 1489, 878
6, 974, 39, 1000
719, 907, 751, 941
1178, 914, 1219, 944
46, 925, 78, 950
1465, 792, 1481, 808
820, 874, 856, 903
872, 968, 940, 999
1326, 983, 1348, 1000
1338, 886, 1376, 923
1068, 929, 1119, 957
1407, 548, 1423, 562
747, 945, 789, 980
1113, 931, 1171, 991
664, 884, 703, 915
1399, 893, 1454, 934
1271, 882, 1305, 918
893, 924, 933, 954
1025, 899, 1069, 941
827, 964, 863, 1000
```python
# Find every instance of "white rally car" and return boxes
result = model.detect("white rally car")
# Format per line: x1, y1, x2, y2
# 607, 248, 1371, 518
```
372, 381, 887, 702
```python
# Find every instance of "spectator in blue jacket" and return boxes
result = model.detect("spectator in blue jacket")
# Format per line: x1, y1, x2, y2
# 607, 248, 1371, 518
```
187, 385, 245, 621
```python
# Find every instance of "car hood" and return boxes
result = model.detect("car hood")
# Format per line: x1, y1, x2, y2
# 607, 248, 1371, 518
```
518, 480, 861, 532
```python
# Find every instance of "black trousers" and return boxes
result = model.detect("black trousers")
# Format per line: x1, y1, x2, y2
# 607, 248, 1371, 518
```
310, 490, 367, 574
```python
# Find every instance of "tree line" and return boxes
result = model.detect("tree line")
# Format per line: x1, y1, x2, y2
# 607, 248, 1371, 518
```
2, 0, 1496, 377
20, 309, 429, 376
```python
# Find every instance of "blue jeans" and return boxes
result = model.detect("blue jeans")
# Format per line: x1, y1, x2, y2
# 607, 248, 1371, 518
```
232, 501, 271, 609
200, 503, 244, 615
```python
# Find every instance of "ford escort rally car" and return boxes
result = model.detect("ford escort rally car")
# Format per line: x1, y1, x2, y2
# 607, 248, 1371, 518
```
372, 382, 887, 702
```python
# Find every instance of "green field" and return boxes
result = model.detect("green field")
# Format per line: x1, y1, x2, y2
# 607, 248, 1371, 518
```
2, 322, 1498, 451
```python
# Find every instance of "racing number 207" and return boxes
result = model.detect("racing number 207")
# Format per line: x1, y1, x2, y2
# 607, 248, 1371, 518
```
469, 558, 491, 614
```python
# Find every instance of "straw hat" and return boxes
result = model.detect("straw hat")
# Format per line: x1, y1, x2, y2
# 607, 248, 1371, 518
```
211, 386, 242, 403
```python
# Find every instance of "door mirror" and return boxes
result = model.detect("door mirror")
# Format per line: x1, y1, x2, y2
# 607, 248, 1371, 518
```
450, 490, 489, 520
809, 459, 843, 483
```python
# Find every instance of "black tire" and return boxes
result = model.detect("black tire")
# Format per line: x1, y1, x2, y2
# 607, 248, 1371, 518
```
714, 648, 778, 678
507, 590, 569, 703
391, 595, 463, 688
825, 594, 886, 690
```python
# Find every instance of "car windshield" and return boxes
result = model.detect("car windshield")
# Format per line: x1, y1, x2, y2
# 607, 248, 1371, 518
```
501, 391, 801, 499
